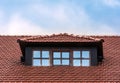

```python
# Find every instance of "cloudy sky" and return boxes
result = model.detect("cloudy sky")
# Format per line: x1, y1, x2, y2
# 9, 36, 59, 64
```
0, 0, 120, 35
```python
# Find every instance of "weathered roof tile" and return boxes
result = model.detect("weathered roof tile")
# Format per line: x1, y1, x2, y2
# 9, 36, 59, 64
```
18, 33, 104, 42
0, 35, 120, 82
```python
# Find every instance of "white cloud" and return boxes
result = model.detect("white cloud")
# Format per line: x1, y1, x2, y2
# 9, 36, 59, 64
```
32, 4, 68, 22
0, 1, 118, 35
102, 0, 120, 7
0, 13, 47, 35
30, 2, 118, 35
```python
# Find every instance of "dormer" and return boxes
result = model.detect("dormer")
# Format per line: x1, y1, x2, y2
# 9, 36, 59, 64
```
17, 33, 104, 66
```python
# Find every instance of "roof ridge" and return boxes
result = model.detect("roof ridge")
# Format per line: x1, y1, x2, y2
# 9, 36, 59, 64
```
0, 34, 120, 37
18, 33, 104, 42
50, 33, 104, 41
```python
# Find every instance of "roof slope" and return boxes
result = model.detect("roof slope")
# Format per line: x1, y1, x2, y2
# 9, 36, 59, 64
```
0, 35, 120, 82
18, 33, 104, 42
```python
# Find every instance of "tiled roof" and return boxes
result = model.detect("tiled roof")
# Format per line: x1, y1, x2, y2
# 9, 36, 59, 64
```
18, 33, 104, 42
0, 35, 120, 82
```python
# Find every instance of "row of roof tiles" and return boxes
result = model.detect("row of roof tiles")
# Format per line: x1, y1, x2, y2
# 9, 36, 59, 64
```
0, 34, 120, 82
18, 33, 104, 42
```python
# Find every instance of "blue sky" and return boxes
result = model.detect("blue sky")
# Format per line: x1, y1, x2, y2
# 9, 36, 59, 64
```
0, 0, 120, 35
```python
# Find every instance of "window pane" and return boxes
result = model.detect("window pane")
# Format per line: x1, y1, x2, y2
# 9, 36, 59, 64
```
42, 59, 49, 66
82, 51, 90, 58
62, 52, 69, 58
42, 51, 49, 58
62, 60, 69, 65
73, 51, 80, 58
53, 52, 60, 58
53, 59, 61, 65
82, 60, 90, 66
33, 51, 40, 58
73, 60, 81, 66
33, 59, 40, 66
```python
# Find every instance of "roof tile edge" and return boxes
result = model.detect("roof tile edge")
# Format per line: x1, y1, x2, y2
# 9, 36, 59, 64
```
17, 33, 104, 42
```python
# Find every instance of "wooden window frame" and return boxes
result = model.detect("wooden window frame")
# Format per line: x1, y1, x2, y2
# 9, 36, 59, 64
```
32, 50, 50, 66
32, 48, 91, 66
73, 50, 91, 66
52, 51, 70, 66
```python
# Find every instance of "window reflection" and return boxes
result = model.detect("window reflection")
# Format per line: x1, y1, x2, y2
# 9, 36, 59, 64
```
82, 51, 90, 58
33, 50, 50, 66
53, 52, 70, 65
42, 51, 49, 58
73, 50, 90, 67
32, 50, 90, 67
82, 60, 90, 66
33, 59, 40, 66
73, 60, 81, 66
42, 59, 49, 66
33, 51, 40, 58
62, 60, 69, 65
62, 52, 69, 58
73, 51, 80, 58
53, 52, 60, 58
53, 60, 61, 65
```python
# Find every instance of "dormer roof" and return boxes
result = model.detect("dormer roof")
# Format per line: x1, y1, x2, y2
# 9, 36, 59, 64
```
18, 33, 104, 43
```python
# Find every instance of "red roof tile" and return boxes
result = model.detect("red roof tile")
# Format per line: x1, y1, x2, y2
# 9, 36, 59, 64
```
0, 35, 120, 82
18, 33, 104, 42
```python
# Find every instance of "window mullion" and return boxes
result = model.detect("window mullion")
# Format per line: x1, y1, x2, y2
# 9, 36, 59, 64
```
50, 51, 52, 66
61, 52, 62, 65
80, 50, 82, 66
70, 50, 73, 66
40, 51, 42, 66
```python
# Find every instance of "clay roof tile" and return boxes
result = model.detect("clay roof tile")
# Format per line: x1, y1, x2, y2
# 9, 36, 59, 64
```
0, 35, 119, 82
18, 33, 104, 43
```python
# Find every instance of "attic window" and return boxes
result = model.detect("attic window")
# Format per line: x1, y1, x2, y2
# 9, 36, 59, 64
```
32, 51, 50, 66
73, 51, 90, 66
53, 52, 70, 66
32, 50, 91, 66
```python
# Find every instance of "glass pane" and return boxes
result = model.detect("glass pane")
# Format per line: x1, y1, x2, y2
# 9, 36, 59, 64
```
42, 59, 49, 66
53, 59, 61, 65
62, 60, 69, 65
73, 60, 81, 66
42, 51, 49, 58
73, 51, 80, 58
33, 59, 40, 66
82, 60, 90, 66
53, 52, 60, 58
33, 51, 40, 58
62, 52, 69, 58
82, 51, 90, 58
